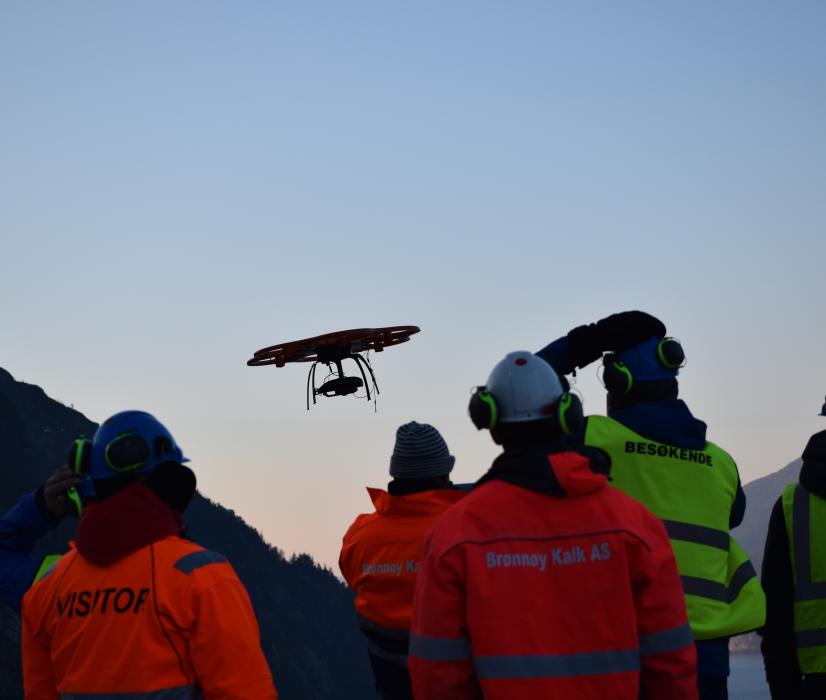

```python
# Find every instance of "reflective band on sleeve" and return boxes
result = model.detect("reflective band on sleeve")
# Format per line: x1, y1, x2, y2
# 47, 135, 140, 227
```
795, 628, 826, 648
173, 550, 227, 575
791, 486, 826, 601
409, 633, 472, 661
681, 560, 756, 603
662, 520, 730, 551
639, 623, 694, 655
474, 648, 640, 679
60, 685, 203, 699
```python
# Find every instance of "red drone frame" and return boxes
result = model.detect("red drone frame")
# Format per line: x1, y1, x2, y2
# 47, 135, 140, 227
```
247, 325, 420, 409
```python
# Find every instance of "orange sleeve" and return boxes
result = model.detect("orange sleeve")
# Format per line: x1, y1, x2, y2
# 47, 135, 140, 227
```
631, 514, 698, 700
21, 589, 58, 700
189, 577, 279, 700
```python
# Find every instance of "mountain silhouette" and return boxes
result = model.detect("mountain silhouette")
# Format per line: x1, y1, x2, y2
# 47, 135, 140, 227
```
734, 458, 802, 577
0, 367, 375, 699
728, 457, 802, 652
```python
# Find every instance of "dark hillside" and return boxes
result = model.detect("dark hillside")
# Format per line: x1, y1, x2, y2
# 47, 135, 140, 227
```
0, 368, 375, 699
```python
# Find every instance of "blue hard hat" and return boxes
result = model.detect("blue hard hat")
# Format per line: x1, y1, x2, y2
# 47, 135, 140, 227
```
614, 337, 681, 382
88, 410, 188, 482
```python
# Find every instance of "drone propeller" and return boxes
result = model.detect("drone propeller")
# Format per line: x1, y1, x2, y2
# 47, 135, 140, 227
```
248, 326, 418, 410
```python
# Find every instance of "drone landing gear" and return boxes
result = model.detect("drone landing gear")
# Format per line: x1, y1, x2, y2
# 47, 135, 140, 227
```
247, 325, 419, 411
307, 345, 379, 410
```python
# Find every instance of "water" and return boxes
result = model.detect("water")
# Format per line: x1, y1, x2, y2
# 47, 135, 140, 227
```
730, 653, 770, 699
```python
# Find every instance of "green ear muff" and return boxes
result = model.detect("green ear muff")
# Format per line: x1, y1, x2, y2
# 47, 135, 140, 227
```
469, 387, 499, 431
612, 361, 634, 395
656, 337, 686, 370
68, 437, 91, 475
558, 394, 572, 435
557, 392, 584, 436
479, 390, 497, 430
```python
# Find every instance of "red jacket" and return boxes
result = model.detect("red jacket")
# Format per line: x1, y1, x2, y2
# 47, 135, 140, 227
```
22, 483, 277, 700
409, 448, 697, 700
340, 487, 466, 659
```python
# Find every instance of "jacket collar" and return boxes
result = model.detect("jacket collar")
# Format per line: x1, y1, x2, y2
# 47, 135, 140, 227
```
367, 486, 465, 515
76, 482, 184, 566
477, 444, 610, 497
608, 399, 707, 450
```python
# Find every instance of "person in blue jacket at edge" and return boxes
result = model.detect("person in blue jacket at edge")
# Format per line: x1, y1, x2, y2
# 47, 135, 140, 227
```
0, 465, 79, 612
536, 310, 765, 700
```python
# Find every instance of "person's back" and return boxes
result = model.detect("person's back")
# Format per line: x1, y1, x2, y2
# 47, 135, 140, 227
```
761, 428, 826, 699
340, 421, 465, 700
409, 351, 697, 700
21, 410, 277, 700
537, 313, 765, 698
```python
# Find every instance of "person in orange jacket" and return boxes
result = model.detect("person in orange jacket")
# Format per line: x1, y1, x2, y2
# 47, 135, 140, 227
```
21, 410, 278, 700
409, 352, 698, 700
339, 421, 466, 700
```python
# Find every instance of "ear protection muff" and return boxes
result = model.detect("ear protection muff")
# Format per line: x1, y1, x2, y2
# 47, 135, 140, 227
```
469, 387, 498, 430
557, 392, 584, 436
65, 436, 92, 518
62, 431, 157, 517
603, 337, 686, 395
602, 355, 634, 395
656, 337, 686, 369
67, 436, 92, 475
468, 386, 583, 436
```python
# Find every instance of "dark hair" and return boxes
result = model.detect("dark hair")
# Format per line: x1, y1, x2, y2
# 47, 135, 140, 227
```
607, 378, 678, 413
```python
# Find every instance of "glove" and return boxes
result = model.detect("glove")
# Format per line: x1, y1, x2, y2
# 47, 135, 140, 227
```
568, 311, 666, 369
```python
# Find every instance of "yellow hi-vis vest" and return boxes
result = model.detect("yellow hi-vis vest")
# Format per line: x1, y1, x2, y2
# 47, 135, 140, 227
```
585, 415, 765, 640
782, 482, 826, 673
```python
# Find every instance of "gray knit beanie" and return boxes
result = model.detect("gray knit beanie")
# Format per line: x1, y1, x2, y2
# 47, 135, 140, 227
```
389, 422, 455, 479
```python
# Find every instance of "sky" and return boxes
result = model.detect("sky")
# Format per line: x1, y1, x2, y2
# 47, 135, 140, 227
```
2, 2, 825, 571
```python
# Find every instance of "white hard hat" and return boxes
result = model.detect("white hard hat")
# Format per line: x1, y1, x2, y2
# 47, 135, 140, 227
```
486, 351, 564, 423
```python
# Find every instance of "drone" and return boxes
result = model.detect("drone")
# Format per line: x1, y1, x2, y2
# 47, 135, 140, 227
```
247, 325, 420, 409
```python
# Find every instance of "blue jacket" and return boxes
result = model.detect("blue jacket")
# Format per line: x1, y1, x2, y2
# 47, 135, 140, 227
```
0, 490, 61, 612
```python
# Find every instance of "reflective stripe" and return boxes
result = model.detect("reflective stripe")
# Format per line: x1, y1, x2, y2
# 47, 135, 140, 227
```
681, 560, 756, 603
639, 623, 694, 655
796, 628, 826, 648
474, 648, 640, 679
409, 633, 472, 661
662, 520, 729, 551
173, 550, 227, 575
33, 554, 62, 583
60, 686, 202, 699
791, 486, 826, 601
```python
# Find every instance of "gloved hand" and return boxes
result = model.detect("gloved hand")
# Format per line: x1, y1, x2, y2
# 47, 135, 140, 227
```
567, 311, 666, 369
36, 465, 81, 518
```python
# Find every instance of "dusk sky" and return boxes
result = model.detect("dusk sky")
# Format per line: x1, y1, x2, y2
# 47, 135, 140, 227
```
2, 2, 825, 570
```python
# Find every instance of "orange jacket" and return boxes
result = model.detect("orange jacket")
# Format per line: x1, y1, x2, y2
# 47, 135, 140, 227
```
22, 536, 278, 700
339, 487, 465, 662
409, 450, 697, 700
